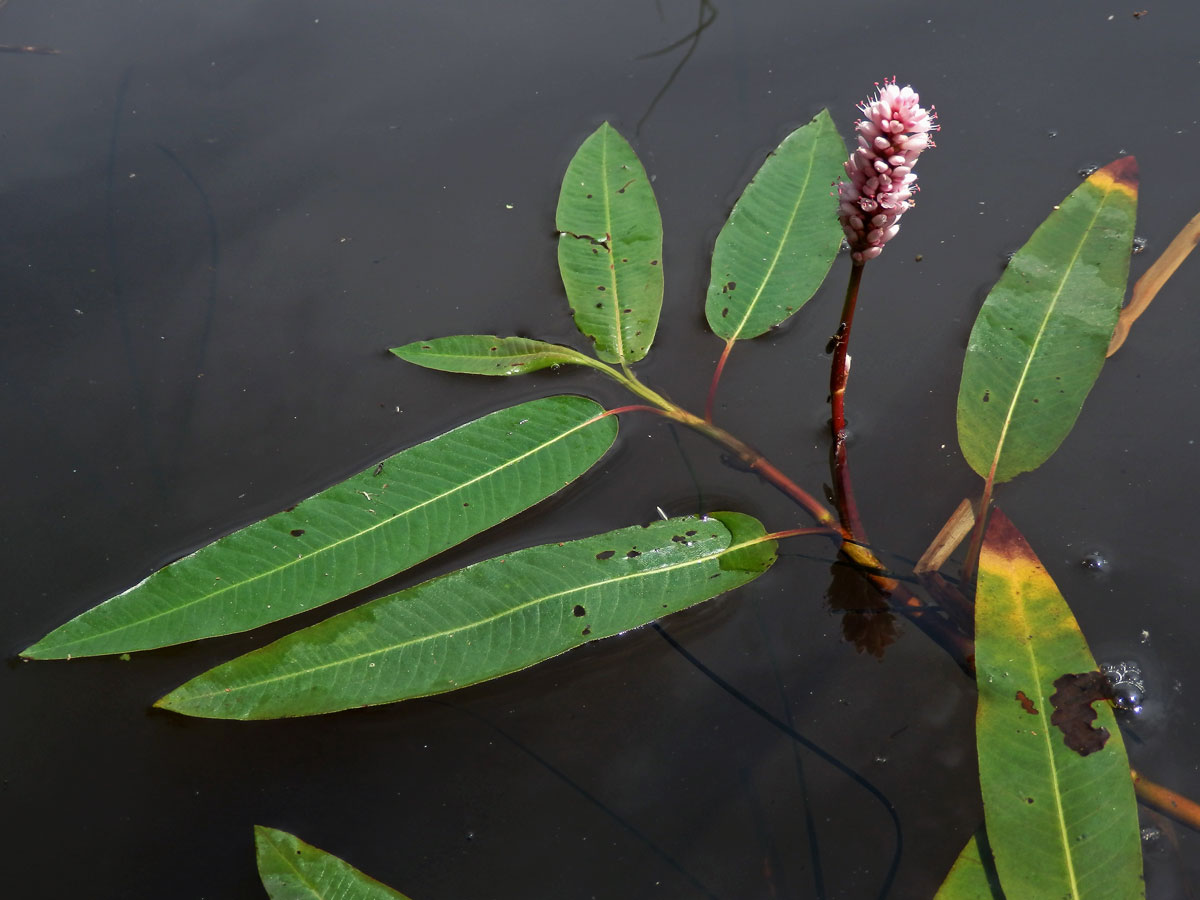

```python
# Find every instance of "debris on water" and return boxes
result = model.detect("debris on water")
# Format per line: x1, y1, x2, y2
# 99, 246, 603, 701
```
1078, 163, 1100, 178
1102, 660, 1146, 716
1141, 825, 1161, 843
1047, 129, 1059, 139
1132, 235, 1148, 255
1079, 550, 1109, 573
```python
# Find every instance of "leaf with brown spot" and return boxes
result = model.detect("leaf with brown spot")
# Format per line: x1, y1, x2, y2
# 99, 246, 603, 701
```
1049, 671, 1111, 756
975, 508, 1142, 898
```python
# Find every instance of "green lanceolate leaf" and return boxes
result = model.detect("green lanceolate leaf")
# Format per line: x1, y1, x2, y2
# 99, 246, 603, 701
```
957, 158, 1138, 484
389, 335, 604, 377
705, 110, 847, 340
975, 508, 1142, 899
933, 829, 1004, 900
23, 396, 617, 659
255, 826, 412, 900
556, 122, 663, 365
157, 512, 776, 719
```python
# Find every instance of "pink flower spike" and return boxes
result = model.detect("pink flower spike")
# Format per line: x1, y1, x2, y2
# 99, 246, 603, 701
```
836, 78, 938, 263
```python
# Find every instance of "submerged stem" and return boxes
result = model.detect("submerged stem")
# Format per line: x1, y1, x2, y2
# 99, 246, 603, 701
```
705, 338, 736, 423
602, 360, 975, 671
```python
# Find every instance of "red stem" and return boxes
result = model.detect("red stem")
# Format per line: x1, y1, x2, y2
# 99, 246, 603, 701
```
607, 394, 976, 671
705, 338, 736, 423
961, 475, 995, 590
829, 261, 867, 537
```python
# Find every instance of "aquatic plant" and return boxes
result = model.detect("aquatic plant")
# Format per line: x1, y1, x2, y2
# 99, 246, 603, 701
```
23, 82, 1200, 899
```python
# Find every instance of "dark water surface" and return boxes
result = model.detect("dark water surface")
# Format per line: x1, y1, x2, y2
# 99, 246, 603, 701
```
4, 2, 1199, 897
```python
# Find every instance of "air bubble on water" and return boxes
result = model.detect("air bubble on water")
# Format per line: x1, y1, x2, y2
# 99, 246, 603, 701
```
1047, 129, 1058, 139
1078, 163, 1100, 178
1141, 825, 1162, 843
1101, 660, 1146, 716
1080, 551, 1109, 573
1132, 235, 1148, 255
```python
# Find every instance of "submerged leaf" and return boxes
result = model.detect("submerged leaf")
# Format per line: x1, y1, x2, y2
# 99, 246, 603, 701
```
390, 335, 604, 377
157, 512, 777, 719
975, 508, 1142, 899
24, 396, 616, 658
556, 122, 663, 364
705, 110, 846, 341
957, 157, 1138, 484
255, 826, 412, 900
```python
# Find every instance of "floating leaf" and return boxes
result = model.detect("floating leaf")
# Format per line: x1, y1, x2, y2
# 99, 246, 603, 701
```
705, 110, 846, 340
23, 396, 617, 659
933, 829, 1004, 900
975, 508, 1142, 899
556, 122, 663, 364
390, 335, 606, 377
255, 825, 412, 900
157, 512, 776, 719
957, 158, 1138, 484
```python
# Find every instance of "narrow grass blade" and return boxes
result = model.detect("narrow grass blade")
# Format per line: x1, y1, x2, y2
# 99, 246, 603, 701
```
976, 508, 1142, 899
705, 110, 846, 340
957, 158, 1138, 484
255, 826, 412, 900
157, 512, 776, 719
556, 122, 663, 364
23, 396, 616, 658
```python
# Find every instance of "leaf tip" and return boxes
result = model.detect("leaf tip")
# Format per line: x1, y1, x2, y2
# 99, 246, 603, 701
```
981, 507, 1042, 572
1091, 155, 1139, 198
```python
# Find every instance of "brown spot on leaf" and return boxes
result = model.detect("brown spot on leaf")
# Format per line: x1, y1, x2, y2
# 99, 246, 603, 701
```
289, 529, 305, 537
1050, 671, 1112, 756
1015, 690, 1038, 715
982, 390, 990, 402
1099, 155, 1139, 191
581, 626, 591, 636
626, 549, 641, 558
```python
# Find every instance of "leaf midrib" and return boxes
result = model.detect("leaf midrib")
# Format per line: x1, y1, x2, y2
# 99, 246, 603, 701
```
600, 128, 625, 363
727, 119, 826, 342
1013, 577, 1082, 899
173, 533, 767, 704
986, 186, 1115, 483
263, 836, 327, 899
43, 407, 606, 651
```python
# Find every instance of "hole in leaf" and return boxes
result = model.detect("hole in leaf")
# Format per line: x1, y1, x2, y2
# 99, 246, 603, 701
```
573, 604, 586, 617
595, 550, 616, 560
290, 529, 305, 537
